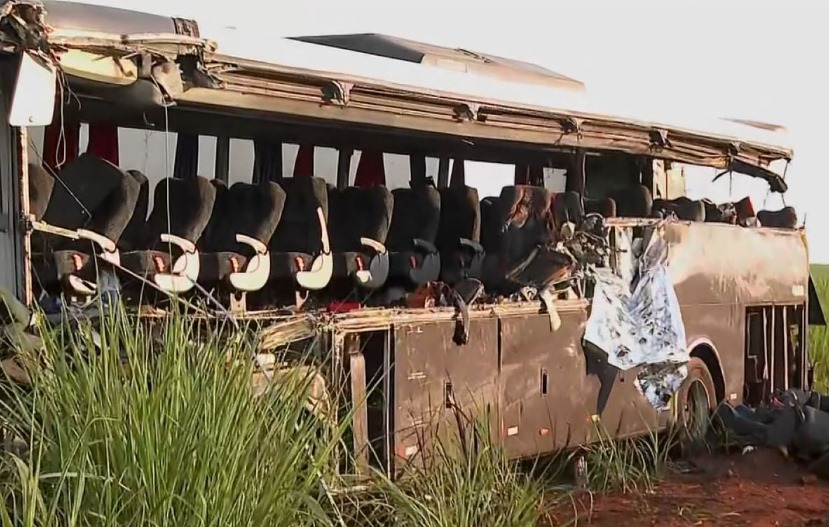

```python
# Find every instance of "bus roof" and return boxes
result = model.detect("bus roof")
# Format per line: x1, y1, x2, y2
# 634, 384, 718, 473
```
3, 0, 794, 189
289, 33, 587, 92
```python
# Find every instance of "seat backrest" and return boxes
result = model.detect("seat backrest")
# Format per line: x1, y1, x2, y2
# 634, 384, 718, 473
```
610, 185, 653, 218
551, 191, 584, 230
498, 185, 555, 267
584, 197, 617, 218
82, 167, 142, 243
437, 185, 480, 249
198, 179, 230, 251
387, 186, 441, 251
757, 206, 798, 229
479, 196, 503, 254
328, 185, 394, 252
652, 196, 705, 222
119, 170, 150, 250
270, 176, 329, 253
143, 176, 217, 248
209, 181, 287, 254
327, 185, 348, 252
28, 164, 55, 221
41, 153, 123, 230
701, 199, 737, 224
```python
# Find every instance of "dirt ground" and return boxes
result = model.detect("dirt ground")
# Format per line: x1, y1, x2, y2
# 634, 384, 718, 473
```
547, 448, 829, 527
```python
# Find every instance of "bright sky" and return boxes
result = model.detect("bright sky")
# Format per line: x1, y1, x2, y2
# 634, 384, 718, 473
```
65, 0, 829, 261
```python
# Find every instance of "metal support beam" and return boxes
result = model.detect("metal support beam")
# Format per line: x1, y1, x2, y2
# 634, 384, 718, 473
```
215, 135, 230, 184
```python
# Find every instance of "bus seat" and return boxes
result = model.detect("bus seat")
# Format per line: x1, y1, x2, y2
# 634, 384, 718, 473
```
41, 153, 124, 234
479, 185, 554, 294
120, 176, 217, 293
118, 170, 151, 251
701, 199, 737, 224
652, 196, 705, 222
28, 164, 55, 222
480, 195, 505, 292
734, 196, 758, 226
500, 185, 554, 267
437, 185, 484, 285
757, 206, 798, 229
387, 186, 441, 288
268, 177, 333, 292
610, 185, 653, 218
551, 191, 584, 231
35, 161, 141, 297
198, 181, 286, 292
584, 196, 617, 218
197, 179, 230, 253
329, 185, 393, 291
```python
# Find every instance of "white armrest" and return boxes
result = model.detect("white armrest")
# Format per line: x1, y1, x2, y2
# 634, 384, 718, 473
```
317, 207, 331, 253
160, 233, 196, 253
236, 233, 267, 255
359, 237, 387, 254
296, 207, 333, 291
153, 248, 200, 293
67, 275, 96, 296
229, 252, 271, 292
77, 229, 116, 253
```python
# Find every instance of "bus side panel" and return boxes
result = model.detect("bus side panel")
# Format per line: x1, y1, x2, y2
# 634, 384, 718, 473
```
0, 62, 24, 302
500, 307, 662, 460
392, 318, 498, 471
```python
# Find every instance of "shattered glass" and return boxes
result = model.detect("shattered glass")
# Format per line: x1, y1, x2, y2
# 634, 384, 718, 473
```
584, 235, 689, 409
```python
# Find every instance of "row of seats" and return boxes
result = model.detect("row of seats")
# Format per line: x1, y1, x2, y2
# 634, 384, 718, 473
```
27, 154, 798, 309
581, 185, 797, 229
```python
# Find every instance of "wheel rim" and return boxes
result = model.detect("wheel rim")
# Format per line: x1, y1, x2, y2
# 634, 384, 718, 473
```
683, 379, 711, 443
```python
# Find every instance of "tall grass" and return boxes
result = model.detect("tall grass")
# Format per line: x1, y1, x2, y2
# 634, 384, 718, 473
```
810, 264, 829, 391
0, 300, 702, 525
372, 412, 545, 527
579, 424, 672, 494
0, 307, 345, 526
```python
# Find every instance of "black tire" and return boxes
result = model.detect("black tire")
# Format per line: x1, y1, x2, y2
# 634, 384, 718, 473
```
673, 357, 717, 453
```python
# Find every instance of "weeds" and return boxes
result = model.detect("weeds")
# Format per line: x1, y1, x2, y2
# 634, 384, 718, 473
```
368, 410, 546, 527
810, 265, 829, 392
0, 306, 345, 526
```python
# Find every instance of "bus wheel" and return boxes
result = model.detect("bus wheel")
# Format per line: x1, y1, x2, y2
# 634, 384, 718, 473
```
674, 357, 716, 453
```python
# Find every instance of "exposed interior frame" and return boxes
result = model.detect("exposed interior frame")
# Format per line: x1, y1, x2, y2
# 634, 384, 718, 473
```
0, 0, 790, 193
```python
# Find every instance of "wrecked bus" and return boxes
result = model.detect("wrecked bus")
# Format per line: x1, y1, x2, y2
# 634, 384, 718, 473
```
0, 0, 825, 477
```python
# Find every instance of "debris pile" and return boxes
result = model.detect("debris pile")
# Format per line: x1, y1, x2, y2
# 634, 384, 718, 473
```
714, 388, 829, 479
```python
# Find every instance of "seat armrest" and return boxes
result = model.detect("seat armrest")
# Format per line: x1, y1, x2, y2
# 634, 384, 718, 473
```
360, 237, 387, 255
236, 233, 267, 255
160, 233, 196, 253
413, 238, 437, 254
76, 229, 116, 253
459, 238, 484, 255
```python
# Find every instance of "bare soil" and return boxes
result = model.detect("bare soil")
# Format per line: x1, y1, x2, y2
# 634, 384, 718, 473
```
546, 448, 829, 527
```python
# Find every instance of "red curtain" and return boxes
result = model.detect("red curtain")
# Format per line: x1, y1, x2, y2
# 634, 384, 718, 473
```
87, 123, 120, 166
354, 150, 385, 187
293, 145, 314, 177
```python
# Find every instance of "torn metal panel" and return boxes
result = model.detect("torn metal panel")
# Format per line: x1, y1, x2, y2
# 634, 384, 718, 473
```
584, 234, 690, 409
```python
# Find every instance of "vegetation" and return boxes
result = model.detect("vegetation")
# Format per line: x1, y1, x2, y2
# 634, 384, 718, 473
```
0, 265, 826, 524
810, 264, 829, 392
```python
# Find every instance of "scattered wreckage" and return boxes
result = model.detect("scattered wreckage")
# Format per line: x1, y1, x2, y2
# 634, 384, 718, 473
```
714, 388, 829, 480
0, 0, 825, 479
